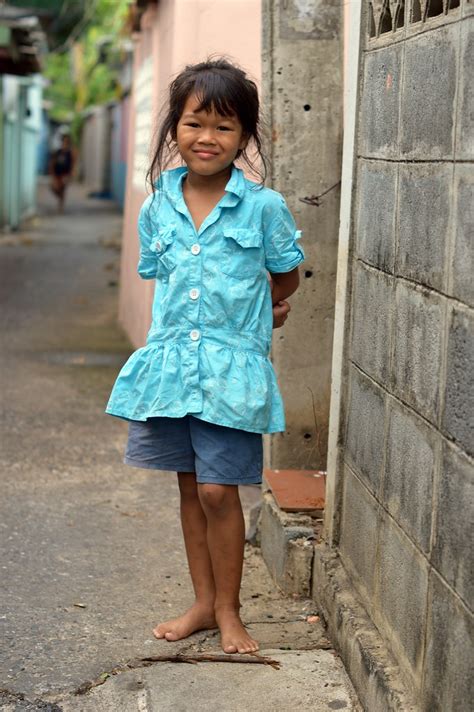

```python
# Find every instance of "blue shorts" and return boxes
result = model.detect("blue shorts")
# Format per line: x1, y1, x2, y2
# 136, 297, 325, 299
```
124, 415, 263, 486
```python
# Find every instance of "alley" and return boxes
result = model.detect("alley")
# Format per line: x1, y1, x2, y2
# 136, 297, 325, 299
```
0, 181, 360, 711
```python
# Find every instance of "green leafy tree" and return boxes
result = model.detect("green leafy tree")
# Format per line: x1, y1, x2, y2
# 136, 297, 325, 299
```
43, 51, 76, 122
41, 0, 130, 124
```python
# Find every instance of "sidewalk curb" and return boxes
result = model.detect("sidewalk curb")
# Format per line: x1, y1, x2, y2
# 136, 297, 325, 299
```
259, 493, 419, 711
312, 546, 419, 712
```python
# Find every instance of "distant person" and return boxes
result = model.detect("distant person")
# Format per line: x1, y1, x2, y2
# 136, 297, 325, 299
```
49, 134, 74, 211
106, 59, 304, 654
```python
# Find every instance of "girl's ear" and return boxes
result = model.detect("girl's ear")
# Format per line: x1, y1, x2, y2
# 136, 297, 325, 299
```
239, 133, 249, 151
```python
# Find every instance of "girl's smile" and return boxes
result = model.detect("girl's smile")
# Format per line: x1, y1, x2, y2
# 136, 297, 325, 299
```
193, 150, 219, 159
176, 94, 247, 178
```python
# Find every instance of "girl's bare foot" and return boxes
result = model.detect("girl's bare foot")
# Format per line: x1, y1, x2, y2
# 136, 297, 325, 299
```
215, 606, 259, 654
153, 602, 217, 641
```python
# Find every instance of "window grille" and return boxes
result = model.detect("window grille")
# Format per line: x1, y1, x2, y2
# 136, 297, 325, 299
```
368, 0, 461, 38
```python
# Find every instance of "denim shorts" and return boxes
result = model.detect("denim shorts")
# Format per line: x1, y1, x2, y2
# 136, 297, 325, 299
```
124, 415, 263, 486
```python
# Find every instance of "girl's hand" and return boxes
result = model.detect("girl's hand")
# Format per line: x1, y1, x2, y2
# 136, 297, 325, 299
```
273, 300, 291, 328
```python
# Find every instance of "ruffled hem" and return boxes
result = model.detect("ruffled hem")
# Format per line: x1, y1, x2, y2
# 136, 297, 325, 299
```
106, 407, 285, 435
105, 339, 286, 434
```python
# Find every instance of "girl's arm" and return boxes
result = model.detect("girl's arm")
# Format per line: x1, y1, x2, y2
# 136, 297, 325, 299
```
269, 267, 300, 305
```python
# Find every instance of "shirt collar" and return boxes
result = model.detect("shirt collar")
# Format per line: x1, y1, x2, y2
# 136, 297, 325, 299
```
159, 164, 246, 206
224, 164, 246, 199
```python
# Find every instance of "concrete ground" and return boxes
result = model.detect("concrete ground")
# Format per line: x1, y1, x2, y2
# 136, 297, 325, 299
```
0, 180, 361, 711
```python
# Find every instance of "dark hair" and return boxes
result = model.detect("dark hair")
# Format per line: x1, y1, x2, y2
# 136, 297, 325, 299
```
146, 58, 267, 190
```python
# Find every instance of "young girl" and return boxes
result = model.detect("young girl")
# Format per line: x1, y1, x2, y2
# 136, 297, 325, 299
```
49, 134, 74, 212
106, 59, 304, 654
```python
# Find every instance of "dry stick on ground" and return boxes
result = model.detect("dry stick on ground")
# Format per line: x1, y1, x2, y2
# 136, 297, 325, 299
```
75, 653, 281, 695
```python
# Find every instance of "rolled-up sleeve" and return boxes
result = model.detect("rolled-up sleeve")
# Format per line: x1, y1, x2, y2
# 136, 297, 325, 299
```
137, 196, 157, 280
262, 192, 305, 273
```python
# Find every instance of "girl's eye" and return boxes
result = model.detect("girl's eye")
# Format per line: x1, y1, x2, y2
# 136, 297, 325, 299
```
217, 126, 232, 132
185, 122, 200, 128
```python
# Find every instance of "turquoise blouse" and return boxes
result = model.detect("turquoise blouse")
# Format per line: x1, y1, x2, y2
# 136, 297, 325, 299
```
106, 165, 305, 434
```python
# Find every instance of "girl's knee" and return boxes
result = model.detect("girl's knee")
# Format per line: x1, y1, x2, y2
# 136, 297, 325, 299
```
178, 471, 198, 500
198, 483, 238, 513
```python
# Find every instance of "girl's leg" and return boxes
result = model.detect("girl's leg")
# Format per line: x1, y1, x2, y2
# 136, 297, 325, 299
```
50, 175, 60, 197
58, 177, 66, 211
153, 472, 217, 640
198, 483, 259, 654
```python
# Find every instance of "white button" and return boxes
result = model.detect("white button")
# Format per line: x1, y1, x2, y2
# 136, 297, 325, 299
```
189, 288, 200, 300
191, 244, 201, 255
190, 330, 200, 341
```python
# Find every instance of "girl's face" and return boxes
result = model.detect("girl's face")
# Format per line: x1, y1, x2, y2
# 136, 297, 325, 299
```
176, 94, 248, 178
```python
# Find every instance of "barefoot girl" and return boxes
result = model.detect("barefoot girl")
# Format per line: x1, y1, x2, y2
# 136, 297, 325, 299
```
106, 59, 304, 654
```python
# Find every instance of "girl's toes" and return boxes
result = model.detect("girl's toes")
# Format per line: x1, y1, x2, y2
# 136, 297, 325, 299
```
224, 644, 237, 654
165, 631, 178, 641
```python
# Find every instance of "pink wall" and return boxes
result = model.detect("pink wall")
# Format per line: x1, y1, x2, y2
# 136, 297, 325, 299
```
118, 0, 262, 348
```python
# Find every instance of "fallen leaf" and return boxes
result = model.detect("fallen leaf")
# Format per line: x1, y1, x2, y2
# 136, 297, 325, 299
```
73, 602, 87, 609
306, 615, 320, 624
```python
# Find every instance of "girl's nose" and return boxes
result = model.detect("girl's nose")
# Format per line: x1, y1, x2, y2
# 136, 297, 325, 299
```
197, 128, 216, 144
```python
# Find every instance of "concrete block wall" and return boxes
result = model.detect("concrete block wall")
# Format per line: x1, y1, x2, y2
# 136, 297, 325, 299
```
262, 0, 343, 469
335, 3, 474, 709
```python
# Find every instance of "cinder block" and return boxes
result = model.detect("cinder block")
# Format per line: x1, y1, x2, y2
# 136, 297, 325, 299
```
259, 492, 314, 596
382, 399, 439, 554
374, 512, 429, 679
356, 159, 397, 272
359, 45, 402, 158
345, 366, 386, 493
431, 442, 474, 608
392, 282, 444, 425
442, 306, 474, 457
339, 466, 379, 601
396, 163, 452, 291
455, 22, 474, 159
449, 165, 474, 307
400, 25, 458, 159
422, 570, 474, 711
351, 263, 393, 384
464, 0, 474, 16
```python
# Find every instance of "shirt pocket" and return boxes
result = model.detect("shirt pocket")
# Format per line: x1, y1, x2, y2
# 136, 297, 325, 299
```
150, 226, 177, 278
221, 228, 264, 279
